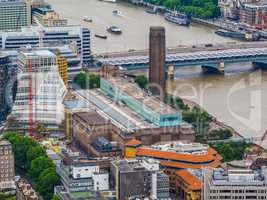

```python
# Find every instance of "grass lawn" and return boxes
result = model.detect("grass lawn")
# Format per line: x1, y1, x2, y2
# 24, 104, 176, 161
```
70, 191, 92, 198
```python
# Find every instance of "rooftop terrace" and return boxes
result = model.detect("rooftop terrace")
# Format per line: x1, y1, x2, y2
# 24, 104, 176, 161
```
105, 77, 178, 115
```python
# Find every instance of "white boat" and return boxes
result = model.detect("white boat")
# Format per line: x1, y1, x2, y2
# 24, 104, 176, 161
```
112, 10, 122, 16
83, 16, 92, 23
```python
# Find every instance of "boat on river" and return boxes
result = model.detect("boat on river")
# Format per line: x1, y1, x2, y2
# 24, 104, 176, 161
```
112, 10, 122, 16
100, 0, 116, 3
83, 16, 92, 23
107, 26, 122, 34
164, 11, 190, 26
95, 34, 107, 39
215, 29, 261, 41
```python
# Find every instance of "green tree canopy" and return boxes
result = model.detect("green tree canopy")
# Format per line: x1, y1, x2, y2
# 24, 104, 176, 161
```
74, 72, 100, 89
134, 75, 148, 89
37, 168, 59, 200
26, 145, 46, 169
29, 156, 54, 182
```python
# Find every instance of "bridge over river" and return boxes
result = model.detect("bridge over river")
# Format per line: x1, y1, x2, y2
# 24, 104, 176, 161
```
95, 42, 267, 73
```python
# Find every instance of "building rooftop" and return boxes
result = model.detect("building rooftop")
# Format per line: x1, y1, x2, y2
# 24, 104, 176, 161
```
126, 139, 142, 147
0, 0, 27, 6
74, 111, 109, 125
113, 158, 159, 173
0, 25, 83, 37
104, 77, 179, 115
210, 168, 267, 186
21, 49, 56, 58
176, 170, 202, 190
136, 142, 222, 168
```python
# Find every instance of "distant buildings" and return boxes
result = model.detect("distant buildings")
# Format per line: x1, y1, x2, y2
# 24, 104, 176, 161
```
32, 7, 67, 27
0, 25, 91, 65
0, 0, 31, 30
204, 167, 267, 200
0, 140, 15, 192
149, 26, 166, 95
240, 2, 267, 29
111, 158, 170, 200
16, 178, 39, 200
11, 49, 67, 128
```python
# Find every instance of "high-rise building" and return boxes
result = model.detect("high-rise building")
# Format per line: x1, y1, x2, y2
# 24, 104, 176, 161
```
0, 140, 15, 192
149, 26, 166, 95
0, 25, 91, 64
0, 55, 15, 122
11, 49, 67, 128
0, 0, 31, 30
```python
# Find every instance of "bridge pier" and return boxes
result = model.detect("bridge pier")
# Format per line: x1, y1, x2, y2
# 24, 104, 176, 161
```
201, 62, 225, 74
252, 61, 267, 70
167, 65, 174, 80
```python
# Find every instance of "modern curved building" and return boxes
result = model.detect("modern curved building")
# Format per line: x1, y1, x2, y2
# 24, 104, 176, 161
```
126, 141, 222, 170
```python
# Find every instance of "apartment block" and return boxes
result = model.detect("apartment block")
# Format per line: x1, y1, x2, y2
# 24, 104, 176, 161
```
0, 140, 15, 192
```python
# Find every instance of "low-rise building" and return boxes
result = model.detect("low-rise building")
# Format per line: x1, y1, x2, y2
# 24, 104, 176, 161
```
175, 169, 202, 200
32, 7, 67, 27
204, 167, 267, 200
111, 158, 170, 200
56, 161, 109, 193
16, 179, 38, 200
0, 140, 15, 192
126, 141, 221, 190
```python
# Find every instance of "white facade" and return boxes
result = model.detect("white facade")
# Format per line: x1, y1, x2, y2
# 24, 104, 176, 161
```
204, 168, 267, 200
11, 49, 67, 127
92, 172, 109, 191
71, 165, 100, 179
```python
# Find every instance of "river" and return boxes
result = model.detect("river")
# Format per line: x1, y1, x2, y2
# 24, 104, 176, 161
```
47, 0, 267, 147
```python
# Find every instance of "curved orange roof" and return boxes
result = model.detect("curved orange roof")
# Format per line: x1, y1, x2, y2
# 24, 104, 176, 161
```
160, 159, 221, 169
126, 139, 142, 147
136, 147, 221, 163
176, 170, 202, 190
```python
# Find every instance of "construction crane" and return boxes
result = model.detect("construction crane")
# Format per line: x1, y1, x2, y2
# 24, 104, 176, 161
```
28, 59, 33, 136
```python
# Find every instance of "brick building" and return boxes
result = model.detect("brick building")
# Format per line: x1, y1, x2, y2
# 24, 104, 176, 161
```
0, 140, 15, 192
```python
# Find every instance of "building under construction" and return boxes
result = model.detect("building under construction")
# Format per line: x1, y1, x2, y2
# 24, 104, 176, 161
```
11, 49, 67, 129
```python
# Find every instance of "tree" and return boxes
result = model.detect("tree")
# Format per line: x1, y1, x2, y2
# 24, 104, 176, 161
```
26, 145, 46, 169
29, 156, 54, 182
134, 75, 148, 89
213, 142, 250, 162
74, 72, 100, 89
51, 195, 60, 200
37, 168, 59, 200
4, 132, 38, 169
